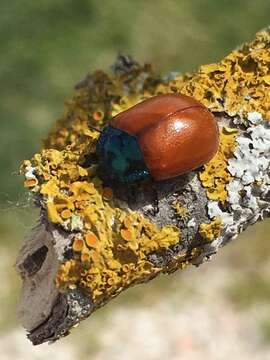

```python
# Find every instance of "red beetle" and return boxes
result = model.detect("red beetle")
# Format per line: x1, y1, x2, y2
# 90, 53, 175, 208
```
96, 94, 219, 183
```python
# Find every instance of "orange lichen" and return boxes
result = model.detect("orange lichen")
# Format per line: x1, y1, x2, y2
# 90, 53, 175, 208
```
90, 250, 100, 264
24, 178, 38, 188
92, 109, 105, 122
120, 228, 133, 241
72, 238, 84, 252
102, 187, 114, 201
81, 251, 91, 263
85, 232, 98, 248
61, 209, 72, 220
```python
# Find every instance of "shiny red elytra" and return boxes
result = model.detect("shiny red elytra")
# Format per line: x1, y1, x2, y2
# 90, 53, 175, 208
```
96, 94, 219, 183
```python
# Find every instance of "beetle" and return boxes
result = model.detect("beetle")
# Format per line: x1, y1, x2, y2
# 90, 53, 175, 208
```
96, 94, 219, 184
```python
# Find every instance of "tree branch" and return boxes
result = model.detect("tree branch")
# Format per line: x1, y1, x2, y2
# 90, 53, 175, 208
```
16, 28, 270, 344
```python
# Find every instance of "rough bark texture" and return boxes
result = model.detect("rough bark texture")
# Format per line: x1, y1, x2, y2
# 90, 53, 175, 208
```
16, 28, 270, 344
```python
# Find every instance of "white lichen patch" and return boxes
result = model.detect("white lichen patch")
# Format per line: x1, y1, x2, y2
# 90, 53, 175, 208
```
187, 218, 197, 229
247, 111, 263, 125
207, 113, 270, 251
24, 165, 36, 179
70, 215, 84, 231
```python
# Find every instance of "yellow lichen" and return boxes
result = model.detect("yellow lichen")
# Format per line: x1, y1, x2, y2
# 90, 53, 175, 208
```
199, 217, 223, 242
174, 30, 270, 118
172, 201, 189, 220
199, 127, 238, 203
47, 200, 63, 224
55, 205, 182, 302
23, 145, 182, 303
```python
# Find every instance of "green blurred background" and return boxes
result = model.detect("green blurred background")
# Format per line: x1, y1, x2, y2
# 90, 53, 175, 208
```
1, 1, 270, 359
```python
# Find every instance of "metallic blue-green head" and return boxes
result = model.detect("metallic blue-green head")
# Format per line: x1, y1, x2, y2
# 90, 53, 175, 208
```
96, 126, 150, 184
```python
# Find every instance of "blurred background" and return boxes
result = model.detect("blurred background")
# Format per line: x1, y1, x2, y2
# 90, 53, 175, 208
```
1, 1, 270, 359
